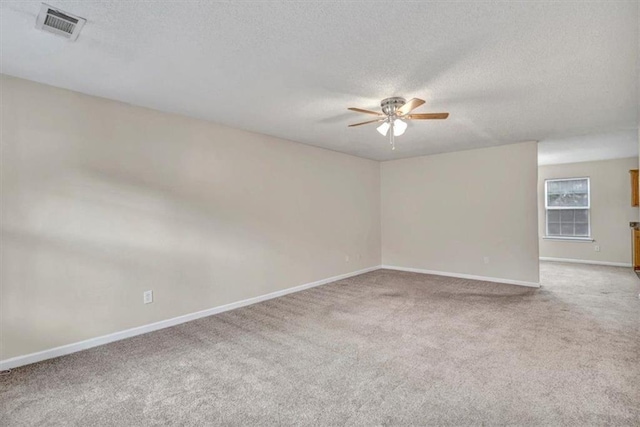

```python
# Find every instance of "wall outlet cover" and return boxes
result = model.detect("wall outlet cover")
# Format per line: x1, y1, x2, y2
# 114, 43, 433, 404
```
143, 290, 153, 304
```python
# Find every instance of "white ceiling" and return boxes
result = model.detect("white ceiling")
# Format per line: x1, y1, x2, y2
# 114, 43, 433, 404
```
1, 1, 637, 161
538, 129, 638, 166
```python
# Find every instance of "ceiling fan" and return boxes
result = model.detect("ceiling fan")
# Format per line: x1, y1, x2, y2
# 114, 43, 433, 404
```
347, 97, 449, 150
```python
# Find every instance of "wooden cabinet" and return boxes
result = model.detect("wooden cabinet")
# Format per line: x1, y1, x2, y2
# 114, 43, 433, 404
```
634, 228, 640, 270
630, 169, 639, 207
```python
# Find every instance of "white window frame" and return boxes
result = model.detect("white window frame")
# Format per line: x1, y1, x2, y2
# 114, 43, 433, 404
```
544, 177, 592, 241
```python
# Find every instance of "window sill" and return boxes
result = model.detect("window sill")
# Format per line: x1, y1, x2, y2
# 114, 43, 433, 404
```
542, 236, 594, 242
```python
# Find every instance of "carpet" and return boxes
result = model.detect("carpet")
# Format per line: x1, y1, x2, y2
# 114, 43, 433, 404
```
2, 262, 639, 425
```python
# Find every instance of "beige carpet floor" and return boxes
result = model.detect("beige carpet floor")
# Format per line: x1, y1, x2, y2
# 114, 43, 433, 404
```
2, 262, 639, 426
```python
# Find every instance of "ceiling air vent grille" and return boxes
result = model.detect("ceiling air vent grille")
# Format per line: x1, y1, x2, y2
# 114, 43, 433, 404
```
36, 3, 86, 41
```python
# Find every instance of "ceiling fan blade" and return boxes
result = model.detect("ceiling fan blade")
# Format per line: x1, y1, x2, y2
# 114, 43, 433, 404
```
406, 112, 449, 120
396, 98, 426, 116
348, 107, 383, 116
348, 118, 385, 127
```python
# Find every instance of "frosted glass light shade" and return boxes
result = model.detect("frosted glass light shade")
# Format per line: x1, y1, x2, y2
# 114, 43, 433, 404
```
377, 121, 390, 136
393, 119, 407, 136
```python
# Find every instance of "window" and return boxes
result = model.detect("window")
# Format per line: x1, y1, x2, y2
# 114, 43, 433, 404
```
545, 178, 590, 238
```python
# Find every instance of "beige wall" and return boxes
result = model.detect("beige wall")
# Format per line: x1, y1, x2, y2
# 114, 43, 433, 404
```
0, 75, 381, 360
381, 142, 540, 285
538, 157, 639, 265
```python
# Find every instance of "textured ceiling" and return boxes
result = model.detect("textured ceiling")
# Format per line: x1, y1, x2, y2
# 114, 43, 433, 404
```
1, 1, 638, 161
538, 130, 638, 166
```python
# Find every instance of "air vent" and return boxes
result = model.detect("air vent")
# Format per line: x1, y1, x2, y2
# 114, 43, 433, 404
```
36, 3, 86, 41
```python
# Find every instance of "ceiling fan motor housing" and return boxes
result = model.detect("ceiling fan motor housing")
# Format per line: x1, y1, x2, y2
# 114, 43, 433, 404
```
381, 97, 406, 116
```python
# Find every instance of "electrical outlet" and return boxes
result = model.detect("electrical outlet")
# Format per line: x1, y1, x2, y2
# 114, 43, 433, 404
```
483, 256, 490, 264
594, 245, 600, 252
143, 290, 153, 304
345, 255, 350, 263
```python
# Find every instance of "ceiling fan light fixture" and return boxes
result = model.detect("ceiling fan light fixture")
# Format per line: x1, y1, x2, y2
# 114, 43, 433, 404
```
393, 119, 407, 136
377, 121, 390, 136
347, 97, 449, 151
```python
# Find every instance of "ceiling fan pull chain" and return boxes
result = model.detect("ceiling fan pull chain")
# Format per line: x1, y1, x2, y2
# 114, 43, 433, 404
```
390, 122, 393, 145
389, 121, 395, 150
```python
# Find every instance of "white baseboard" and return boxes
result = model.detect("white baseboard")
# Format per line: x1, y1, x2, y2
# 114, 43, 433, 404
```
0, 265, 381, 371
380, 265, 540, 288
539, 257, 632, 267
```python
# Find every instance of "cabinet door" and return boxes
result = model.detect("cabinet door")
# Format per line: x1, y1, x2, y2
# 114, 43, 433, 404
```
634, 229, 640, 270
630, 169, 639, 207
